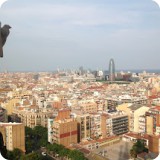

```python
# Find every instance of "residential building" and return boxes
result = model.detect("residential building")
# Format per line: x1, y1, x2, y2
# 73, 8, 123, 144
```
90, 113, 101, 139
52, 118, 77, 147
139, 115, 146, 133
146, 106, 160, 135
101, 113, 108, 138
148, 135, 160, 154
0, 123, 25, 152
117, 104, 150, 133
79, 102, 97, 113
48, 118, 54, 143
14, 109, 52, 128
111, 112, 128, 135
77, 114, 91, 142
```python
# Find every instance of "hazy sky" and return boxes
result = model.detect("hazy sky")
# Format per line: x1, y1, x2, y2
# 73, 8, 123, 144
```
0, 0, 160, 71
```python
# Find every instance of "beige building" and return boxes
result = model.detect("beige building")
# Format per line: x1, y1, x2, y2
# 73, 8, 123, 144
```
2, 98, 20, 115
14, 109, 52, 128
117, 103, 150, 133
80, 102, 97, 113
90, 113, 101, 139
0, 123, 25, 152
77, 114, 91, 142
145, 106, 160, 135
148, 135, 160, 154
146, 116, 154, 135
101, 114, 108, 138
52, 119, 77, 147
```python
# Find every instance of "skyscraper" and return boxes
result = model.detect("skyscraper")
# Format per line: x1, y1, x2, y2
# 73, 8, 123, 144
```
109, 58, 115, 81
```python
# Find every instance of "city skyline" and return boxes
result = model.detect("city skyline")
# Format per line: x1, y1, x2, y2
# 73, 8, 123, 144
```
0, 0, 160, 71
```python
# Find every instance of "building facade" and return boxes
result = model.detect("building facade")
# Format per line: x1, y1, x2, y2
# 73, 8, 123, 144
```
0, 123, 25, 152
14, 110, 52, 128
77, 114, 91, 142
111, 114, 128, 135
52, 119, 77, 147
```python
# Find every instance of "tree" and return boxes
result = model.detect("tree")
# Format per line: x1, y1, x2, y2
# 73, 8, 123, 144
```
25, 126, 48, 153
20, 152, 42, 160
69, 150, 87, 160
7, 148, 23, 160
59, 148, 71, 159
130, 139, 148, 158
46, 143, 88, 160
130, 148, 137, 158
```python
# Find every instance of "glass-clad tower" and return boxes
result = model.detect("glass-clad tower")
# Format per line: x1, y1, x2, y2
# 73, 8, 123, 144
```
109, 58, 115, 81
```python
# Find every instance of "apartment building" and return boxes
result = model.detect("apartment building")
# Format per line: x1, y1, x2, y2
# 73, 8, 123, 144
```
79, 102, 97, 113
117, 104, 150, 133
101, 113, 108, 138
90, 113, 101, 139
146, 106, 160, 135
138, 115, 146, 133
48, 118, 54, 143
148, 135, 160, 154
2, 98, 20, 115
77, 114, 91, 142
52, 118, 77, 147
107, 95, 148, 112
14, 109, 52, 128
48, 109, 71, 143
111, 112, 129, 135
0, 123, 25, 152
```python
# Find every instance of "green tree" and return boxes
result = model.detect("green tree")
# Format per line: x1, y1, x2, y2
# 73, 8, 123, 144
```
59, 148, 71, 159
20, 152, 42, 160
130, 148, 137, 158
25, 126, 48, 153
130, 139, 148, 158
7, 148, 23, 160
69, 150, 87, 160
46, 143, 88, 160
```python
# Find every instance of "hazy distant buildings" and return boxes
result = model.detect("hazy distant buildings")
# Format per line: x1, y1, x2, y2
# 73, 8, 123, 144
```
109, 59, 115, 81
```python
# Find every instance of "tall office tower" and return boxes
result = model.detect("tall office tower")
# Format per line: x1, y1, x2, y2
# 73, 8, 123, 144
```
109, 58, 115, 81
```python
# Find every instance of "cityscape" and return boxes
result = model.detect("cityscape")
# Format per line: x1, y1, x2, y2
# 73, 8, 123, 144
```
0, 58, 160, 160
1, 0, 160, 160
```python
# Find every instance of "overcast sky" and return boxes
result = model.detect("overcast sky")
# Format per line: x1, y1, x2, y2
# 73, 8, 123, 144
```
0, 0, 160, 71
